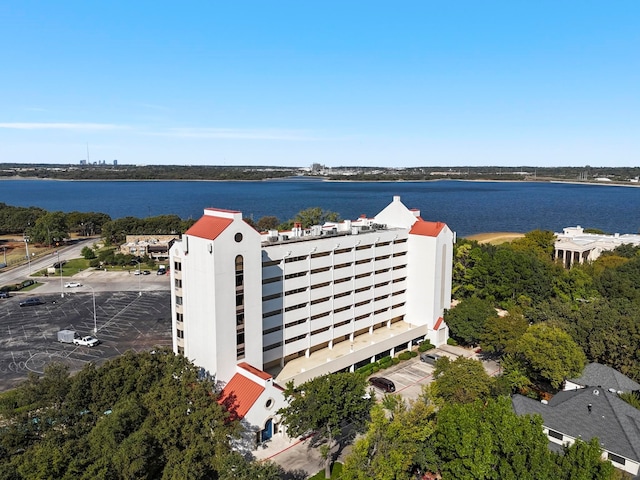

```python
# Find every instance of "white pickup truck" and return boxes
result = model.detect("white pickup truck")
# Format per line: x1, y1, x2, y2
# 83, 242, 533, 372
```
73, 336, 100, 347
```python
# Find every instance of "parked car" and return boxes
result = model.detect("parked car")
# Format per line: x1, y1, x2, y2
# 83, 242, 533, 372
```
64, 282, 82, 288
419, 352, 442, 365
133, 270, 141, 275
0, 291, 10, 299
369, 377, 396, 393
142, 270, 151, 275
19, 297, 45, 307
73, 336, 100, 347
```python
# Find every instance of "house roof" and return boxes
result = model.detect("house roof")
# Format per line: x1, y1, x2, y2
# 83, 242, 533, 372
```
218, 373, 265, 420
409, 220, 446, 237
238, 362, 272, 381
186, 216, 233, 240
567, 363, 640, 393
512, 389, 640, 462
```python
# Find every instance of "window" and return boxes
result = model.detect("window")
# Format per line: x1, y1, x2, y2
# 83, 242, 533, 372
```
335, 290, 351, 298
608, 453, 626, 466
355, 258, 371, 265
311, 251, 330, 258
177, 346, 184, 355
355, 272, 371, 279
285, 302, 307, 312
285, 334, 307, 344
234, 232, 243, 242
334, 262, 352, 269
235, 255, 245, 360
355, 286, 371, 293
262, 276, 281, 284
334, 319, 351, 328
176, 312, 183, 322
311, 266, 331, 275
334, 276, 351, 284
262, 260, 280, 267
547, 430, 563, 441
262, 309, 282, 318
311, 281, 331, 290
392, 289, 406, 296
356, 244, 371, 250
311, 311, 330, 321
263, 292, 282, 302
334, 305, 351, 313
355, 299, 370, 307
393, 251, 407, 257
175, 296, 183, 306
285, 271, 307, 280
263, 342, 282, 352
392, 264, 407, 270
375, 268, 390, 274
375, 255, 390, 261
173, 261, 182, 271
174, 278, 182, 288
334, 247, 352, 255
263, 325, 282, 335
392, 276, 406, 283
375, 281, 390, 288
285, 287, 307, 296
394, 238, 407, 244
375, 241, 391, 247
311, 296, 330, 305
311, 326, 330, 336
285, 255, 308, 263
285, 318, 307, 327
374, 294, 389, 302
176, 329, 184, 339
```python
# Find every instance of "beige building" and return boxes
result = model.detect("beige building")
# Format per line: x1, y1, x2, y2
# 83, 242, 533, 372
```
119, 235, 179, 259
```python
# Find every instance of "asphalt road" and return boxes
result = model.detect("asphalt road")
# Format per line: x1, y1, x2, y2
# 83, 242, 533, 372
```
0, 269, 172, 392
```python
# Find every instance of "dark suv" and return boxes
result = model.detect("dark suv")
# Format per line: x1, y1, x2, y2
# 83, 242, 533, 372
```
369, 377, 396, 393
0, 291, 10, 299
19, 297, 44, 307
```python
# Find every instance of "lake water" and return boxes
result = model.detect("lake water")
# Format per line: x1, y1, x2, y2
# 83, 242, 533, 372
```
1, 178, 639, 237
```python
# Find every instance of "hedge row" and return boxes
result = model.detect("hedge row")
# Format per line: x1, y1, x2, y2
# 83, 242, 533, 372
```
356, 350, 418, 376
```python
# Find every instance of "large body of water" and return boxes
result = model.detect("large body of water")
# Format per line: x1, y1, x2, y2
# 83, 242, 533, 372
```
1, 178, 638, 237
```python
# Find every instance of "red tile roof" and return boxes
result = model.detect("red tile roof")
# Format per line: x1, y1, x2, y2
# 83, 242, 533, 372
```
434, 317, 444, 330
238, 362, 272, 380
204, 207, 241, 214
409, 220, 446, 237
186, 216, 233, 240
218, 373, 265, 420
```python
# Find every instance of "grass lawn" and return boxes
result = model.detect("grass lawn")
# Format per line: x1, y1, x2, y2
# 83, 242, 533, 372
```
309, 462, 343, 479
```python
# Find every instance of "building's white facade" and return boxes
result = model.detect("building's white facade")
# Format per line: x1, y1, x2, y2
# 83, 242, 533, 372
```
554, 226, 640, 267
170, 196, 453, 387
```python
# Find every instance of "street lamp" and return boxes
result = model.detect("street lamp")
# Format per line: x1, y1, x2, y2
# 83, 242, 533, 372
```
23, 234, 31, 274
86, 285, 97, 334
135, 258, 142, 296
57, 251, 64, 298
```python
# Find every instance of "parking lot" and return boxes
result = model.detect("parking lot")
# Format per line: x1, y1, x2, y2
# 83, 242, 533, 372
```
0, 288, 172, 391
368, 345, 501, 401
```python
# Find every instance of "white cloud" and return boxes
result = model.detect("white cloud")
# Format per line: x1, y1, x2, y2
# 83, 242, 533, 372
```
161, 127, 316, 141
0, 122, 128, 131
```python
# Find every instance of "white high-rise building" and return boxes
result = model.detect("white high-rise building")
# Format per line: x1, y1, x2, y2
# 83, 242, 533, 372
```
170, 196, 454, 387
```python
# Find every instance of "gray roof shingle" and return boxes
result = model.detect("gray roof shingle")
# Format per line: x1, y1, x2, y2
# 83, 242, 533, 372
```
567, 363, 640, 393
512, 388, 640, 462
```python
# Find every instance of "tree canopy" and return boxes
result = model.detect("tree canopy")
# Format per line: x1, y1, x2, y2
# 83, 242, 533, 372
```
278, 372, 371, 479
0, 350, 279, 480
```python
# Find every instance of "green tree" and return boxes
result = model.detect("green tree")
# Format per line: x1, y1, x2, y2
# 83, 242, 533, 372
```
431, 356, 494, 404
433, 397, 555, 480
81, 246, 96, 259
553, 438, 616, 480
444, 297, 497, 345
292, 207, 341, 228
29, 211, 69, 245
480, 311, 528, 356
278, 372, 371, 479
342, 399, 435, 480
256, 216, 279, 231
514, 323, 586, 389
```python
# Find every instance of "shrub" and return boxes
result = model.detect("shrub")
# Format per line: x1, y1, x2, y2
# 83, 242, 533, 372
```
397, 351, 412, 361
372, 365, 380, 373
418, 341, 435, 352
392, 357, 400, 365
447, 337, 458, 346
409, 351, 418, 358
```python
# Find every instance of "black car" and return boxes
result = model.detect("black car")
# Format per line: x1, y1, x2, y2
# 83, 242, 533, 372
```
369, 377, 396, 393
19, 297, 45, 307
0, 291, 10, 299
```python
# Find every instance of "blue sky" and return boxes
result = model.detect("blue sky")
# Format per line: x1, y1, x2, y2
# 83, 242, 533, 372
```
1, 1, 638, 167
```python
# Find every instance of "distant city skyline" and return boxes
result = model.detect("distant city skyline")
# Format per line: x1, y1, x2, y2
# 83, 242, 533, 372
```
1, 1, 639, 168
